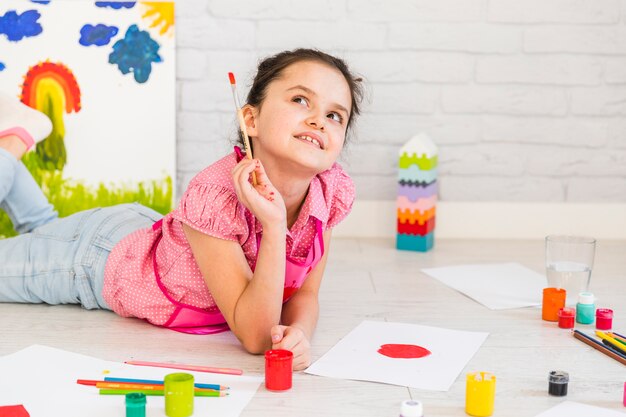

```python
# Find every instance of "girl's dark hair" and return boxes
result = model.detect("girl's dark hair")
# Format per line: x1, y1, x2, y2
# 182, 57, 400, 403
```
238, 48, 363, 148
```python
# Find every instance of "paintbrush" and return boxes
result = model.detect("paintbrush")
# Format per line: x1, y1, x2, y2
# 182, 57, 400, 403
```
228, 72, 257, 185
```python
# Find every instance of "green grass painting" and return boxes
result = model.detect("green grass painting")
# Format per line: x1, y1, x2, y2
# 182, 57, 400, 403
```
0, 152, 172, 238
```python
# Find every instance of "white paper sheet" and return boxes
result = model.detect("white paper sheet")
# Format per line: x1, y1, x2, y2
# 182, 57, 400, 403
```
305, 321, 488, 391
421, 262, 547, 310
0, 345, 262, 417
534, 401, 626, 417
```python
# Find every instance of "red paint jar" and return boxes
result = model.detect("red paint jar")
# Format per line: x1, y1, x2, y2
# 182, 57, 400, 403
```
595, 308, 613, 330
265, 349, 293, 391
557, 308, 575, 329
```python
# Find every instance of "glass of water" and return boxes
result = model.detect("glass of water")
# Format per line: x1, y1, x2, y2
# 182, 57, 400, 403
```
545, 235, 596, 306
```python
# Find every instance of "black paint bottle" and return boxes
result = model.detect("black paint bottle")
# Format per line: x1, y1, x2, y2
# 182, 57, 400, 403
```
548, 370, 569, 396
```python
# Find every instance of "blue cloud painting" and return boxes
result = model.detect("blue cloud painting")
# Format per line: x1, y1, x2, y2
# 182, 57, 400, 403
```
30, 1, 51, 4
79, 24, 119, 47
0, 62, 5, 71
109, 24, 162, 84
0, 9, 43, 42
95, 2, 136, 9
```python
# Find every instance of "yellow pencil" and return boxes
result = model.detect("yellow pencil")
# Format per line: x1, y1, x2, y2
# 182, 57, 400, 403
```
595, 331, 626, 354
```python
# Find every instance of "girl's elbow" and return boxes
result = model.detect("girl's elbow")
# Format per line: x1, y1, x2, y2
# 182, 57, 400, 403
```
241, 337, 268, 355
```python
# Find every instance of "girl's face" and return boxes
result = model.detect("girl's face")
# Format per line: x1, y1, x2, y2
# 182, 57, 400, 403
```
246, 60, 352, 175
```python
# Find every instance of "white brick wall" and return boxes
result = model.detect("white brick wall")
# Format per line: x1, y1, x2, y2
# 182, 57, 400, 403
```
175, 0, 626, 202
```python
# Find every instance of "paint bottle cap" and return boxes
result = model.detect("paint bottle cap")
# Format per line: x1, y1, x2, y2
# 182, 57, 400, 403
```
548, 370, 569, 383
578, 292, 594, 304
596, 308, 613, 319
400, 399, 423, 417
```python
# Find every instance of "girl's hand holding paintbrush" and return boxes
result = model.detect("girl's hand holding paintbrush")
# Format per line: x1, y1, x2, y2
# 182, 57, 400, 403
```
228, 72, 285, 227
232, 157, 286, 229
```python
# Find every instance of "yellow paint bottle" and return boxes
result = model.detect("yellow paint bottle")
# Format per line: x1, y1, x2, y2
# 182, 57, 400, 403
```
465, 371, 496, 417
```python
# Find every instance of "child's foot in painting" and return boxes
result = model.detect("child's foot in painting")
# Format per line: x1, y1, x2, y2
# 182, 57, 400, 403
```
0, 92, 52, 158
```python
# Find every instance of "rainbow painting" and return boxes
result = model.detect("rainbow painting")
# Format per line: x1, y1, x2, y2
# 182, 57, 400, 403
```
21, 61, 81, 170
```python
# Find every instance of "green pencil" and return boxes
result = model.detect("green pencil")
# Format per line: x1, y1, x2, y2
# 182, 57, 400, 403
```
99, 389, 227, 397
608, 332, 626, 347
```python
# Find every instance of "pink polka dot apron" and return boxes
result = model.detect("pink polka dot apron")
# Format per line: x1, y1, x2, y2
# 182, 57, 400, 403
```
150, 217, 324, 335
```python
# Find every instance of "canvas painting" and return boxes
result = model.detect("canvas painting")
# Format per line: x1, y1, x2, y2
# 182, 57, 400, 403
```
0, 0, 176, 237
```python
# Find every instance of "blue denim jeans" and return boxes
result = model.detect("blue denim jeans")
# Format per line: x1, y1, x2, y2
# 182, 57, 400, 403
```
0, 148, 162, 309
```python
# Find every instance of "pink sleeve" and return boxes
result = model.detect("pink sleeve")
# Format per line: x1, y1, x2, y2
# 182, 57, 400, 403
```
173, 183, 249, 243
326, 166, 356, 229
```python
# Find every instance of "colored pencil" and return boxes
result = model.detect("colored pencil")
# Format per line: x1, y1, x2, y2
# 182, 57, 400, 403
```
124, 360, 243, 376
97, 382, 162, 390
78, 379, 224, 392
608, 332, 626, 346
77, 379, 104, 386
596, 331, 626, 355
601, 339, 626, 356
99, 389, 227, 397
95, 382, 219, 393
572, 330, 626, 366
612, 331, 626, 339
104, 377, 228, 391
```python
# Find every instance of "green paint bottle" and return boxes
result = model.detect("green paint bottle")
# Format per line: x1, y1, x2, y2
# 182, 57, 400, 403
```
576, 292, 595, 325
125, 393, 146, 417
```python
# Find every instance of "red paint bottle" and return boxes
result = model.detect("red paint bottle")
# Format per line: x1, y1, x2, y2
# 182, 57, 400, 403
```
557, 308, 575, 329
264, 349, 293, 391
595, 308, 613, 330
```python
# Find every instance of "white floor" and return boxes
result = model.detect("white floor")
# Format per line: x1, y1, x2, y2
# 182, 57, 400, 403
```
2, 238, 626, 416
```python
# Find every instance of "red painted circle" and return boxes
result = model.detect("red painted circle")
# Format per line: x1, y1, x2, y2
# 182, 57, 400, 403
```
377, 343, 431, 359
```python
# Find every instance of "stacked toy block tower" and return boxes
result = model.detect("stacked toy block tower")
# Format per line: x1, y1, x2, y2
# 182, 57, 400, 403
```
396, 133, 438, 252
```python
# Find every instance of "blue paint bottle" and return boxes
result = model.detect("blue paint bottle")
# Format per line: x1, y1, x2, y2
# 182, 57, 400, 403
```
576, 292, 595, 325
